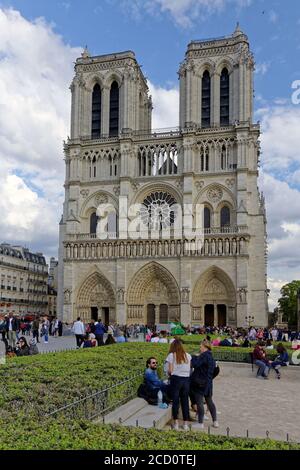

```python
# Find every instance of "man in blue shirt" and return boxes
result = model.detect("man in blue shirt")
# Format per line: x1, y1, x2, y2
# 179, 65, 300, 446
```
143, 357, 170, 403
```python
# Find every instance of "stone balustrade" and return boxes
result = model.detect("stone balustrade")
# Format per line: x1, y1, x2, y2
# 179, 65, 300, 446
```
63, 235, 249, 261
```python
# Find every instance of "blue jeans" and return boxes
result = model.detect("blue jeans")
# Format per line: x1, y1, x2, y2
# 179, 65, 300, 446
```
170, 375, 190, 421
255, 360, 270, 377
271, 361, 287, 374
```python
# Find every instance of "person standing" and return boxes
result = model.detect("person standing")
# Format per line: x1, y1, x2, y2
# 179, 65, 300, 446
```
72, 317, 85, 348
41, 317, 50, 344
191, 339, 218, 430
58, 320, 63, 337
94, 318, 106, 346
32, 318, 40, 343
165, 339, 191, 431
5, 313, 19, 349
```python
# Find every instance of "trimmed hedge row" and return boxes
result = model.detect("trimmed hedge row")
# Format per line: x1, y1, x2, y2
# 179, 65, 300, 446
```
0, 421, 299, 450
0, 343, 189, 421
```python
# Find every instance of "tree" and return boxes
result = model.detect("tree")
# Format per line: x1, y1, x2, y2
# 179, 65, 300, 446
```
278, 280, 300, 326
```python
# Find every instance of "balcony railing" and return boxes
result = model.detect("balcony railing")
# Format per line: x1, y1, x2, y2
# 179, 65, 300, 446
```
64, 233, 249, 261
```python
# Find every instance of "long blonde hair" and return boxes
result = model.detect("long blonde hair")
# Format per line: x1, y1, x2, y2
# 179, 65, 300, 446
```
169, 339, 188, 364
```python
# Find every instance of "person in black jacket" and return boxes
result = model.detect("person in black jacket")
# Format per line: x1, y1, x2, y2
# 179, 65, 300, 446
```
191, 339, 218, 430
5, 313, 19, 349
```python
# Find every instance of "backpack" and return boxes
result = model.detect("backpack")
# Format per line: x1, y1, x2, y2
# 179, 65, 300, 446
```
137, 383, 158, 406
213, 365, 220, 379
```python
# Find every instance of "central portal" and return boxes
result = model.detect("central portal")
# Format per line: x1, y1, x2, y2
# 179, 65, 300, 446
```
127, 262, 180, 324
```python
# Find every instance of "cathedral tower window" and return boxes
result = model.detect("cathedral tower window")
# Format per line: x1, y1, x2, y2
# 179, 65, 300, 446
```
90, 212, 98, 235
204, 207, 211, 229
220, 206, 230, 227
220, 68, 229, 126
200, 148, 209, 172
109, 81, 119, 136
201, 71, 211, 128
220, 145, 226, 170
91, 84, 101, 139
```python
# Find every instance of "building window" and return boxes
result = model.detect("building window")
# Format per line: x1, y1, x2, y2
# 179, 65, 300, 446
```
90, 212, 98, 235
204, 207, 211, 229
201, 70, 211, 128
220, 68, 229, 126
200, 148, 209, 172
220, 206, 230, 227
109, 81, 119, 136
92, 84, 101, 139
220, 145, 226, 170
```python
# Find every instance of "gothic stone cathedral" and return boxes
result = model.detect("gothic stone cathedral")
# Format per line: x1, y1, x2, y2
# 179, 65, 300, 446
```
58, 26, 268, 328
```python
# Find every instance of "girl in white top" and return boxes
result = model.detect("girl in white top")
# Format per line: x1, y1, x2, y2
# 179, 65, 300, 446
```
165, 339, 191, 431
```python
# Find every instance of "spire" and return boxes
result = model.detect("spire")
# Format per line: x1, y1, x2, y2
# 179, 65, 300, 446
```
81, 45, 90, 59
233, 22, 242, 36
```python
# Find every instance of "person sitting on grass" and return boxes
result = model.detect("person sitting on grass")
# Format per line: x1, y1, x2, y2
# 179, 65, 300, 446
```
105, 332, 116, 345
15, 337, 30, 356
269, 343, 289, 379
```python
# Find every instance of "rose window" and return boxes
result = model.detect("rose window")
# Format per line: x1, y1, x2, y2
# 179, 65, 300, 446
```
140, 192, 177, 230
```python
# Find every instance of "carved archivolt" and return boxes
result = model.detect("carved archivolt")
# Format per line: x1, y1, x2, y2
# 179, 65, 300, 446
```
77, 271, 115, 309
192, 267, 236, 306
127, 262, 180, 306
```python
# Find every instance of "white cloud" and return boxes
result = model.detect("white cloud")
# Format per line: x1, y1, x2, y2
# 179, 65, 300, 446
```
0, 8, 81, 258
269, 10, 278, 24
257, 105, 300, 172
148, 82, 179, 128
255, 62, 270, 75
120, 0, 251, 28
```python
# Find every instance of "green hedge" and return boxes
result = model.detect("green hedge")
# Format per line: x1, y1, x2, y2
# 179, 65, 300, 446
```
1, 343, 298, 450
0, 421, 298, 450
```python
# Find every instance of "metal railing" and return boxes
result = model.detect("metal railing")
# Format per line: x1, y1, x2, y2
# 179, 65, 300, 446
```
45, 371, 145, 421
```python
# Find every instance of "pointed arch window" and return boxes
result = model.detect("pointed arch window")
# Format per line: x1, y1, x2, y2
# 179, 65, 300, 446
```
109, 81, 119, 136
90, 212, 98, 235
204, 207, 211, 229
91, 84, 101, 139
202, 70, 211, 128
200, 148, 209, 172
220, 68, 229, 126
220, 145, 226, 170
220, 206, 230, 227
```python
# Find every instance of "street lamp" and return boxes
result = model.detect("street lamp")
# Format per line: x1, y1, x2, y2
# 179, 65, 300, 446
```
245, 315, 255, 328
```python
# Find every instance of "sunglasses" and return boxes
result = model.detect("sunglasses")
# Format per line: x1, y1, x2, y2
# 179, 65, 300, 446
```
151, 362, 158, 365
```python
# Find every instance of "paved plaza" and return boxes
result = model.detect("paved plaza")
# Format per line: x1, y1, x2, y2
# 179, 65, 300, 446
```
188, 363, 300, 443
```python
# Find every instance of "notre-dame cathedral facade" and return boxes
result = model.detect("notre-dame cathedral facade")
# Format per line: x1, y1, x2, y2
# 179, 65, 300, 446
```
57, 25, 268, 328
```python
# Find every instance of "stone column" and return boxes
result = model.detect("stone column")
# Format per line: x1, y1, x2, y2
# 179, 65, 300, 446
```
213, 303, 218, 327
155, 305, 159, 325
102, 85, 110, 135
212, 72, 220, 127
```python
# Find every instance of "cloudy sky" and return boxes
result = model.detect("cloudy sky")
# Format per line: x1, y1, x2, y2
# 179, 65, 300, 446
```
0, 0, 299, 309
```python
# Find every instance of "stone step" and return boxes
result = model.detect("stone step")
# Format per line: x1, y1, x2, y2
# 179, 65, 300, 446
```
101, 397, 146, 425
123, 403, 172, 430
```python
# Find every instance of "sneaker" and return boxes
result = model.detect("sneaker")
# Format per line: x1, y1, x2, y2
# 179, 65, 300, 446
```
172, 423, 179, 431
277, 373, 281, 380
213, 421, 219, 428
193, 423, 204, 430
204, 415, 209, 421
182, 424, 189, 431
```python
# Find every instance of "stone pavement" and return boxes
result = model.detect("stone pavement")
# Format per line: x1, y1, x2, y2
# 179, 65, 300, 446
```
0, 333, 142, 355
168, 362, 300, 443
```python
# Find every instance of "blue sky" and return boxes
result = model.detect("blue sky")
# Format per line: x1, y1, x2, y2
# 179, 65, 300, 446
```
1, 0, 299, 101
0, 0, 299, 309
